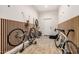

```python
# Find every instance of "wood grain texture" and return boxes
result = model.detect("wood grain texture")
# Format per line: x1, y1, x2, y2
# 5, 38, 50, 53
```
0, 19, 1, 53
0, 18, 33, 54
7, 20, 25, 52
21, 36, 62, 54
58, 16, 79, 47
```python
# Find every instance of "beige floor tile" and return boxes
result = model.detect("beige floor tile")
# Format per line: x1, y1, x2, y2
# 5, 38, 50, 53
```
20, 36, 62, 54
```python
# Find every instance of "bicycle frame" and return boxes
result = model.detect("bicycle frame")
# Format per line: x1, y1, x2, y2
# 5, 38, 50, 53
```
58, 31, 70, 53
55, 31, 69, 48
54, 28, 77, 54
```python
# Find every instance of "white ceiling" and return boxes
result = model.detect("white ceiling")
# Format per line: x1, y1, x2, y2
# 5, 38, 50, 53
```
32, 5, 60, 12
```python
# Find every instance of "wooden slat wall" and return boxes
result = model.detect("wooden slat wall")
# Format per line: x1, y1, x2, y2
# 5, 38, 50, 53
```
74, 17, 79, 47
0, 19, 1, 53
0, 18, 33, 54
58, 16, 79, 47
0, 18, 8, 54
1, 19, 4, 54
7, 20, 25, 52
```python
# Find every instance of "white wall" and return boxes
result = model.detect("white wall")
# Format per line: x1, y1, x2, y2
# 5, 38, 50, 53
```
0, 5, 38, 23
39, 11, 58, 35
58, 5, 79, 24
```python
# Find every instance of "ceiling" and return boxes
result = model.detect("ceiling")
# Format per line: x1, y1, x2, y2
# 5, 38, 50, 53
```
32, 5, 60, 13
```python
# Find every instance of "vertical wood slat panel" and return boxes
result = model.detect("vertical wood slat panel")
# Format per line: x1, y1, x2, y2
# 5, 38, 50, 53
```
1, 18, 4, 54
73, 17, 79, 47
7, 20, 15, 51
1, 19, 3, 54
0, 18, 7, 54
4, 19, 7, 53
5, 19, 7, 53
4, 19, 5, 53
77, 17, 79, 47
3, 19, 5, 54
3, 19, 5, 53
0, 19, 1, 53
2, 18, 4, 54
58, 16, 79, 47
3, 19, 4, 53
7, 20, 25, 51
0, 18, 33, 53
1, 19, 2, 54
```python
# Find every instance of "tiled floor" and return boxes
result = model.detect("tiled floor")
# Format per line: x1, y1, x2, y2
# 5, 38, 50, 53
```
20, 36, 62, 54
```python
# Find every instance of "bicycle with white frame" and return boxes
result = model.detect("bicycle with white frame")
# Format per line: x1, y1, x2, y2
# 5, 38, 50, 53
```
54, 29, 78, 54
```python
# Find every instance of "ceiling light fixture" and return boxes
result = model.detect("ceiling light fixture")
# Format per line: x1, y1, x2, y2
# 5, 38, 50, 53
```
44, 5, 48, 8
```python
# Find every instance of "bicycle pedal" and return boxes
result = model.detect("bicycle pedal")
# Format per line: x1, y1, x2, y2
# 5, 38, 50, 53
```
33, 41, 37, 44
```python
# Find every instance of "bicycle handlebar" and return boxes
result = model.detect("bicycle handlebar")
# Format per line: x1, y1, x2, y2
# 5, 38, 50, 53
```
54, 28, 65, 33
67, 29, 75, 36
55, 28, 75, 36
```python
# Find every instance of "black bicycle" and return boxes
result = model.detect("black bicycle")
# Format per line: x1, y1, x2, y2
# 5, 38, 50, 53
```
7, 27, 37, 46
7, 20, 42, 53
54, 28, 78, 54
7, 19, 41, 47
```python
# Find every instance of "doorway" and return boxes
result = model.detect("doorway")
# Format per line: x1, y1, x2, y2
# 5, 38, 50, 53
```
40, 18, 57, 36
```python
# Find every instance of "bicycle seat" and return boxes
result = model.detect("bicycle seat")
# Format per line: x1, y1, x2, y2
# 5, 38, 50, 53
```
49, 34, 59, 39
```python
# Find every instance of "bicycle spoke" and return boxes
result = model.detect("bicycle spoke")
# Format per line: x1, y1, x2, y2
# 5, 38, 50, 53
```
7, 28, 25, 46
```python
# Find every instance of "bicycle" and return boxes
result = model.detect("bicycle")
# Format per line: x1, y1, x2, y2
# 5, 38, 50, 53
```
54, 28, 78, 54
7, 19, 41, 53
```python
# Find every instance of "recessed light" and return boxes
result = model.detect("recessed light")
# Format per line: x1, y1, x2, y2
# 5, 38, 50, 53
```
44, 5, 48, 8
67, 5, 70, 7
8, 5, 10, 7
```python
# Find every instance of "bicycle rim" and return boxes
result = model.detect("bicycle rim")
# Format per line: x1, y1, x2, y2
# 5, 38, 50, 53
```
55, 33, 65, 48
64, 41, 78, 54
7, 28, 25, 46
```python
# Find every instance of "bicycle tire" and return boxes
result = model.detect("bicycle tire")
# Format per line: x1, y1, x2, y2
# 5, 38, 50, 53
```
54, 32, 68, 48
29, 28, 36, 38
54, 34, 62, 48
7, 28, 25, 46
63, 40, 78, 54
35, 19, 39, 28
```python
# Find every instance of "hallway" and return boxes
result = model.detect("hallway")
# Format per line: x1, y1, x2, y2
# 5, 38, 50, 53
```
20, 36, 61, 54
0, 5, 79, 54
0, 1, 79, 59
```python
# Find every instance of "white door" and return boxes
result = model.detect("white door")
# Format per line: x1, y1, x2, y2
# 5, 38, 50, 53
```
39, 18, 58, 36
41, 19, 53, 35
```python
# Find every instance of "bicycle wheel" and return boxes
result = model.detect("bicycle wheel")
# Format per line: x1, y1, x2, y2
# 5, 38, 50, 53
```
29, 28, 36, 38
54, 34, 60, 48
7, 28, 25, 46
54, 34, 65, 48
63, 40, 78, 54
35, 19, 39, 28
